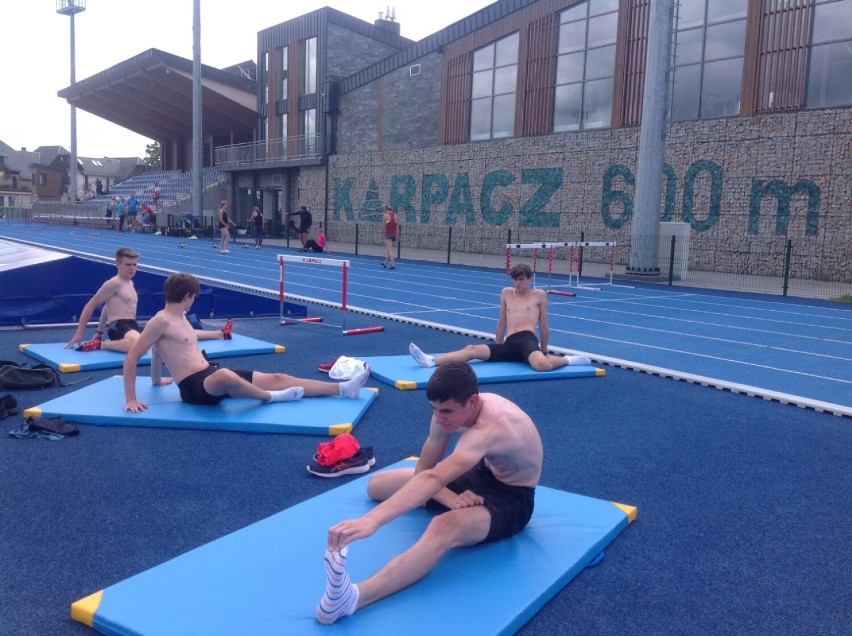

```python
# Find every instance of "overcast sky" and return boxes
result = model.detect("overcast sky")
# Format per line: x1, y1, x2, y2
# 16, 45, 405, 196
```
3, 0, 493, 159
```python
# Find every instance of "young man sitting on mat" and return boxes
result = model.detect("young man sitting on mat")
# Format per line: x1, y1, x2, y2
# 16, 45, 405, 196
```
317, 361, 540, 624
409, 264, 590, 371
123, 272, 370, 412
65, 247, 232, 353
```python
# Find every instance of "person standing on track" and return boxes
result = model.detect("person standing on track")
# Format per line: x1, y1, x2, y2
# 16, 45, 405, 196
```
217, 200, 232, 254
381, 205, 397, 269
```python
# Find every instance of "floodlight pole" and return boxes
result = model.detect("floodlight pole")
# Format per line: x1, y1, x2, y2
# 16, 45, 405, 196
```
192, 0, 202, 219
57, 0, 86, 202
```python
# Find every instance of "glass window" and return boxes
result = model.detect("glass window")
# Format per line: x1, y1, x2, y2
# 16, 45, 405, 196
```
553, 1, 618, 132
589, 0, 619, 16
583, 78, 613, 128
262, 52, 269, 106
671, 64, 701, 121
704, 20, 746, 60
807, 0, 852, 108
556, 50, 584, 84
279, 46, 288, 102
587, 12, 618, 47
300, 109, 317, 152
706, 0, 747, 23
670, 0, 746, 121
675, 27, 704, 66
470, 98, 493, 140
553, 83, 583, 132
301, 37, 317, 95
585, 44, 615, 80
812, 0, 852, 43
469, 32, 519, 140
677, 0, 706, 30
558, 21, 586, 54
808, 42, 852, 108
700, 58, 742, 117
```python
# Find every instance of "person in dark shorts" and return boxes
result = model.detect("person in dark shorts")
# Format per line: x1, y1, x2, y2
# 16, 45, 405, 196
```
408, 264, 591, 371
287, 205, 313, 249
122, 272, 371, 413
316, 362, 541, 624
66, 247, 233, 353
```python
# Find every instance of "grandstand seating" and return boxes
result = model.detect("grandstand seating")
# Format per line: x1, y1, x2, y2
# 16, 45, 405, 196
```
89, 167, 224, 209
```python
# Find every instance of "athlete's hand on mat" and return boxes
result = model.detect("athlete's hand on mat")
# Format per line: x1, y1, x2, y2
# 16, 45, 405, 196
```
64, 336, 82, 349
124, 399, 148, 413
328, 517, 379, 550
447, 489, 485, 509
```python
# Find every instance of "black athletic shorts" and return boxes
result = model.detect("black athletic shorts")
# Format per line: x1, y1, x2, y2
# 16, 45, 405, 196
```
426, 459, 535, 544
107, 319, 141, 341
177, 365, 253, 405
486, 330, 541, 363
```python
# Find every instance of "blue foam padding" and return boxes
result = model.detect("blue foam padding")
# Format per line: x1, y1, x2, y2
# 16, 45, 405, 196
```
28, 376, 376, 435
361, 354, 603, 389
20, 333, 283, 373
72, 460, 634, 636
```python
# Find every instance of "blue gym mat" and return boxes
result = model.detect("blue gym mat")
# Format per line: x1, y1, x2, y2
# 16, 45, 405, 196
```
361, 354, 605, 389
24, 376, 376, 436
19, 333, 285, 373
71, 459, 636, 636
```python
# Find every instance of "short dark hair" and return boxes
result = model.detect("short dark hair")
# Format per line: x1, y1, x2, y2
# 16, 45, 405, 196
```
164, 272, 200, 303
115, 247, 139, 262
510, 264, 532, 280
425, 362, 479, 403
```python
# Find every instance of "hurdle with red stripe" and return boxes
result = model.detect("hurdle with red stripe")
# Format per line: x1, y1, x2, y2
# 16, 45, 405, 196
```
277, 253, 384, 335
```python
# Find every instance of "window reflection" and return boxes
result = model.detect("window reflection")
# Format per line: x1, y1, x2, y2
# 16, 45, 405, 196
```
469, 32, 519, 140
553, 1, 617, 132
670, 0, 746, 121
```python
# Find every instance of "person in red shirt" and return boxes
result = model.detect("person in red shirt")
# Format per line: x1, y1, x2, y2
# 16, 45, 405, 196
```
381, 205, 397, 269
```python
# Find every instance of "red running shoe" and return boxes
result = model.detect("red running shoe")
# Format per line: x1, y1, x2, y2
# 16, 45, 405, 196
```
221, 317, 233, 340
77, 338, 102, 352
317, 356, 339, 373
306, 446, 375, 478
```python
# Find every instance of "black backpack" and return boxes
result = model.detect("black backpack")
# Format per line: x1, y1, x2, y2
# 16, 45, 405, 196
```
0, 361, 89, 390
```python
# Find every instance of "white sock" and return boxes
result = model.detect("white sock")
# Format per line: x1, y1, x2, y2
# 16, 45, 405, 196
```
316, 548, 359, 624
567, 356, 591, 366
339, 365, 370, 399
268, 387, 305, 402
409, 343, 435, 368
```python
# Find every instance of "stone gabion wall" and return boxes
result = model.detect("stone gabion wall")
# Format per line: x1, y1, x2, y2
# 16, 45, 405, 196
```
304, 107, 851, 282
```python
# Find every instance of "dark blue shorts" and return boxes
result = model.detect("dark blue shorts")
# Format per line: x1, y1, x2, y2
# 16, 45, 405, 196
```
486, 330, 541, 362
426, 459, 535, 544
177, 365, 253, 405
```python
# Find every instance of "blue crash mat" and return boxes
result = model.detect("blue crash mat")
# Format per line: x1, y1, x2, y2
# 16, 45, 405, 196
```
71, 459, 636, 636
24, 375, 375, 436
361, 354, 605, 389
19, 333, 285, 373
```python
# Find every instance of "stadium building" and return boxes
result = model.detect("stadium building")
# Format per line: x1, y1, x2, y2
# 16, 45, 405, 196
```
59, 0, 851, 289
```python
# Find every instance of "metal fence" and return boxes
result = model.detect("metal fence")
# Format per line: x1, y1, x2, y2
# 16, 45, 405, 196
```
323, 220, 852, 302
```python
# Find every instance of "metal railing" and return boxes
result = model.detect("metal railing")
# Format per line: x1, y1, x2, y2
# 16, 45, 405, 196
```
214, 134, 323, 167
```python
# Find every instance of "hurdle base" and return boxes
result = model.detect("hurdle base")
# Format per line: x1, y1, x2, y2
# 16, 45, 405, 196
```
342, 326, 385, 336
280, 317, 324, 326
548, 289, 576, 297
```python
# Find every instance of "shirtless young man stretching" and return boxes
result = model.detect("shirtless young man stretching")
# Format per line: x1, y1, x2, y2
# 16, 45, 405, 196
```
409, 264, 589, 371
65, 247, 231, 353
316, 362, 541, 624
123, 272, 370, 412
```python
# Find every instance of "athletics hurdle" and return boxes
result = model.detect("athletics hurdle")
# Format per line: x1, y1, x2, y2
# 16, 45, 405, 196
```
506, 242, 576, 297
568, 241, 634, 291
277, 253, 384, 336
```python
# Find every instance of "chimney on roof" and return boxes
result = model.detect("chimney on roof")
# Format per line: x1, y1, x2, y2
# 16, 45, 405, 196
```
375, 6, 400, 36
21, 147, 26, 152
